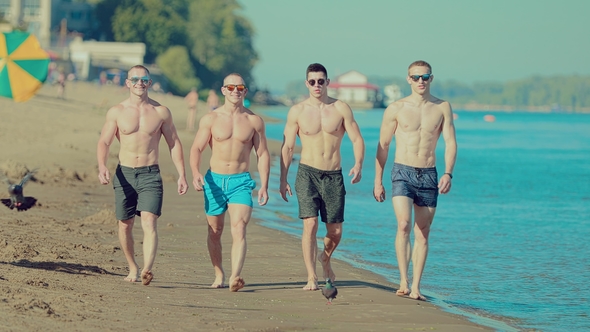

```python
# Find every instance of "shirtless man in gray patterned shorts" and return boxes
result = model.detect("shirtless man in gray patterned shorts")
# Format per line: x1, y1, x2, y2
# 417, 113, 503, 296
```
280, 63, 365, 291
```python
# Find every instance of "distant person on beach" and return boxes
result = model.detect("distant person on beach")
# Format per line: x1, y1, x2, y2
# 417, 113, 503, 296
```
279, 63, 365, 291
56, 72, 66, 99
373, 60, 457, 301
185, 87, 199, 131
189, 73, 270, 292
207, 89, 220, 112
97, 65, 188, 286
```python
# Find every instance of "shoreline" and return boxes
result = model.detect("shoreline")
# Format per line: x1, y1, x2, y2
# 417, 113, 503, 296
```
1, 81, 494, 331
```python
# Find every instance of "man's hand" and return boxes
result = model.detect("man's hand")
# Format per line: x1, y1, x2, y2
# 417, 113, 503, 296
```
98, 166, 110, 185
258, 188, 269, 206
192, 173, 205, 191
349, 165, 362, 184
438, 174, 452, 194
279, 181, 292, 202
177, 177, 188, 195
373, 184, 386, 202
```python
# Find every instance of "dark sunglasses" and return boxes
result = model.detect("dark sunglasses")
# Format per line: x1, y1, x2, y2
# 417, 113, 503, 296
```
128, 76, 150, 85
224, 84, 246, 92
307, 78, 326, 86
409, 74, 432, 82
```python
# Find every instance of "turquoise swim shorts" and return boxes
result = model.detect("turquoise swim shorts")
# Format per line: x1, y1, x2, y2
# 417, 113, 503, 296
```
203, 170, 256, 216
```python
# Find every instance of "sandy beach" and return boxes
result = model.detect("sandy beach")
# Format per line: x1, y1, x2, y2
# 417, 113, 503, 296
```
0, 81, 491, 331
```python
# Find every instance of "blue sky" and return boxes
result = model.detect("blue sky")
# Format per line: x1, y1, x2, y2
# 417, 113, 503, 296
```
239, 0, 589, 93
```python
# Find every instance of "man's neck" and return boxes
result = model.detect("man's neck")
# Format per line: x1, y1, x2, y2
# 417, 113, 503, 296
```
308, 93, 330, 107
409, 91, 432, 105
224, 101, 243, 114
129, 92, 149, 105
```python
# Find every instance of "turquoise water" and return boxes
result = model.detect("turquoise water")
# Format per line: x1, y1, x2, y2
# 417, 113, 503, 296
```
251, 107, 590, 331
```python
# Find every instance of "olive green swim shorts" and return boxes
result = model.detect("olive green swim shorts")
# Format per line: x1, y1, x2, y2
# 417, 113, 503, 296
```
294, 163, 346, 223
113, 164, 163, 220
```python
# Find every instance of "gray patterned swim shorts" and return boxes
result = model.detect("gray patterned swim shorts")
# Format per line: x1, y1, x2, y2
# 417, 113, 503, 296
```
294, 163, 346, 223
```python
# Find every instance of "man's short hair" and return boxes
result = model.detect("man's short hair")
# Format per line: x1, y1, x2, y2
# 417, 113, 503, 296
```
223, 73, 244, 85
306, 63, 328, 78
408, 60, 432, 74
128, 65, 150, 77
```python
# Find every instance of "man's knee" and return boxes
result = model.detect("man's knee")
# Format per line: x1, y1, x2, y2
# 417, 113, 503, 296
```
302, 217, 319, 233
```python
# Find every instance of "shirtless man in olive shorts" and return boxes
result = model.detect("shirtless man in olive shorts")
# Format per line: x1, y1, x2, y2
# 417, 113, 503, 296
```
373, 60, 457, 301
97, 65, 188, 285
280, 63, 365, 291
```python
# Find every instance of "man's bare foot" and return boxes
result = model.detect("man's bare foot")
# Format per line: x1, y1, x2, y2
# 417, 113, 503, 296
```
123, 273, 140, 282
409, 291, 427, 301
318, 252, 336, 282
396, 288, 410, 296
229, 276, 245, 292
302, 278, 319, 291
211, 275, 225, 288
141, 270, 154, 286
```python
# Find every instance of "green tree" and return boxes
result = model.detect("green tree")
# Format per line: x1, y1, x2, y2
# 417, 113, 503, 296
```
111, 0, 188, 62
156, 46, 200, 95
186, 0, 258, 88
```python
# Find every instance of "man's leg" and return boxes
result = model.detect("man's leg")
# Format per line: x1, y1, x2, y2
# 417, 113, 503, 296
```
118, 217, 139, 282
302, 216, 319, 290
392, 196, 414, 296
227, 204, 252, 292
319, 223, 342, 282
140, 211, 158, 285
206, 213, 226, 288
409, 205, 436, 301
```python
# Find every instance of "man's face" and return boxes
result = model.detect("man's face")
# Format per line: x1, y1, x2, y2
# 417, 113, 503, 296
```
126, 68, 151, 94
306, 71, 329, 97
222, 75, 247, 102
407, 66, 432, 94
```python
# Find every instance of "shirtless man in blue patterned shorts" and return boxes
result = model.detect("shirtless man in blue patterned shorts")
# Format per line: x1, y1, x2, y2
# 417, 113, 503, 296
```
373, 60, 457, 301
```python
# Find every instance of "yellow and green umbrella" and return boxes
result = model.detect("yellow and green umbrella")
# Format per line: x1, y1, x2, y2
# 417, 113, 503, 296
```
0, 31, 50, 102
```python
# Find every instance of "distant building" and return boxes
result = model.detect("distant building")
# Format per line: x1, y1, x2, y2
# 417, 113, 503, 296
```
327, 70, 381, 109
0, 0, 96, 49
383, 84, 402, 106
69, 37, 146, 81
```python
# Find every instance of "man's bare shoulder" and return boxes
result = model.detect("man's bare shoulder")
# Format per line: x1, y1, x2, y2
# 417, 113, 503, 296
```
384, 98, 407, 114
106, 101, 126, 117
332, 98, 352, 111
429, 96, 452, 111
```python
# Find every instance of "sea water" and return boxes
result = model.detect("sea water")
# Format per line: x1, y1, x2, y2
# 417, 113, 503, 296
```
251, 107, 590, 332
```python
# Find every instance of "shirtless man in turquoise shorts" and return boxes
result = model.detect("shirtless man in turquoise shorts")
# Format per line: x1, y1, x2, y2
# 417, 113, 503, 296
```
189, 73, 270, 292
280, 63, 365, 291
97, 65, 188, 286
373, 60, 457, 301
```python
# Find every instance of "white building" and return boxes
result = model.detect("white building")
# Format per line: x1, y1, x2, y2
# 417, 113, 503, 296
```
69, 37, 146, 81
327, 70, 380, 109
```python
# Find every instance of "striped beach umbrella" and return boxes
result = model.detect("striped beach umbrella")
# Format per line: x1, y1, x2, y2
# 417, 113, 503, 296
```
0, 31, 50, 102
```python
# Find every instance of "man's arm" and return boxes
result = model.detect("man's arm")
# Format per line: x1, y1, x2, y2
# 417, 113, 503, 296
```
279, 106, 299, 201
252, 116, 270, 206
96, 106, 119, 185
189, 114, 214, 191
374, 103, 398, 201
439, 102, 457, 194
340, 101, 365, 184
160, 106, 188, 195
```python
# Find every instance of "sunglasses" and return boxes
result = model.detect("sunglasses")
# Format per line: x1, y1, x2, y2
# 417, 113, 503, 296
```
307, 78, 326, 86
224, 84, 246, 92
128, 76, 150, 85
409, 74, 432, 82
